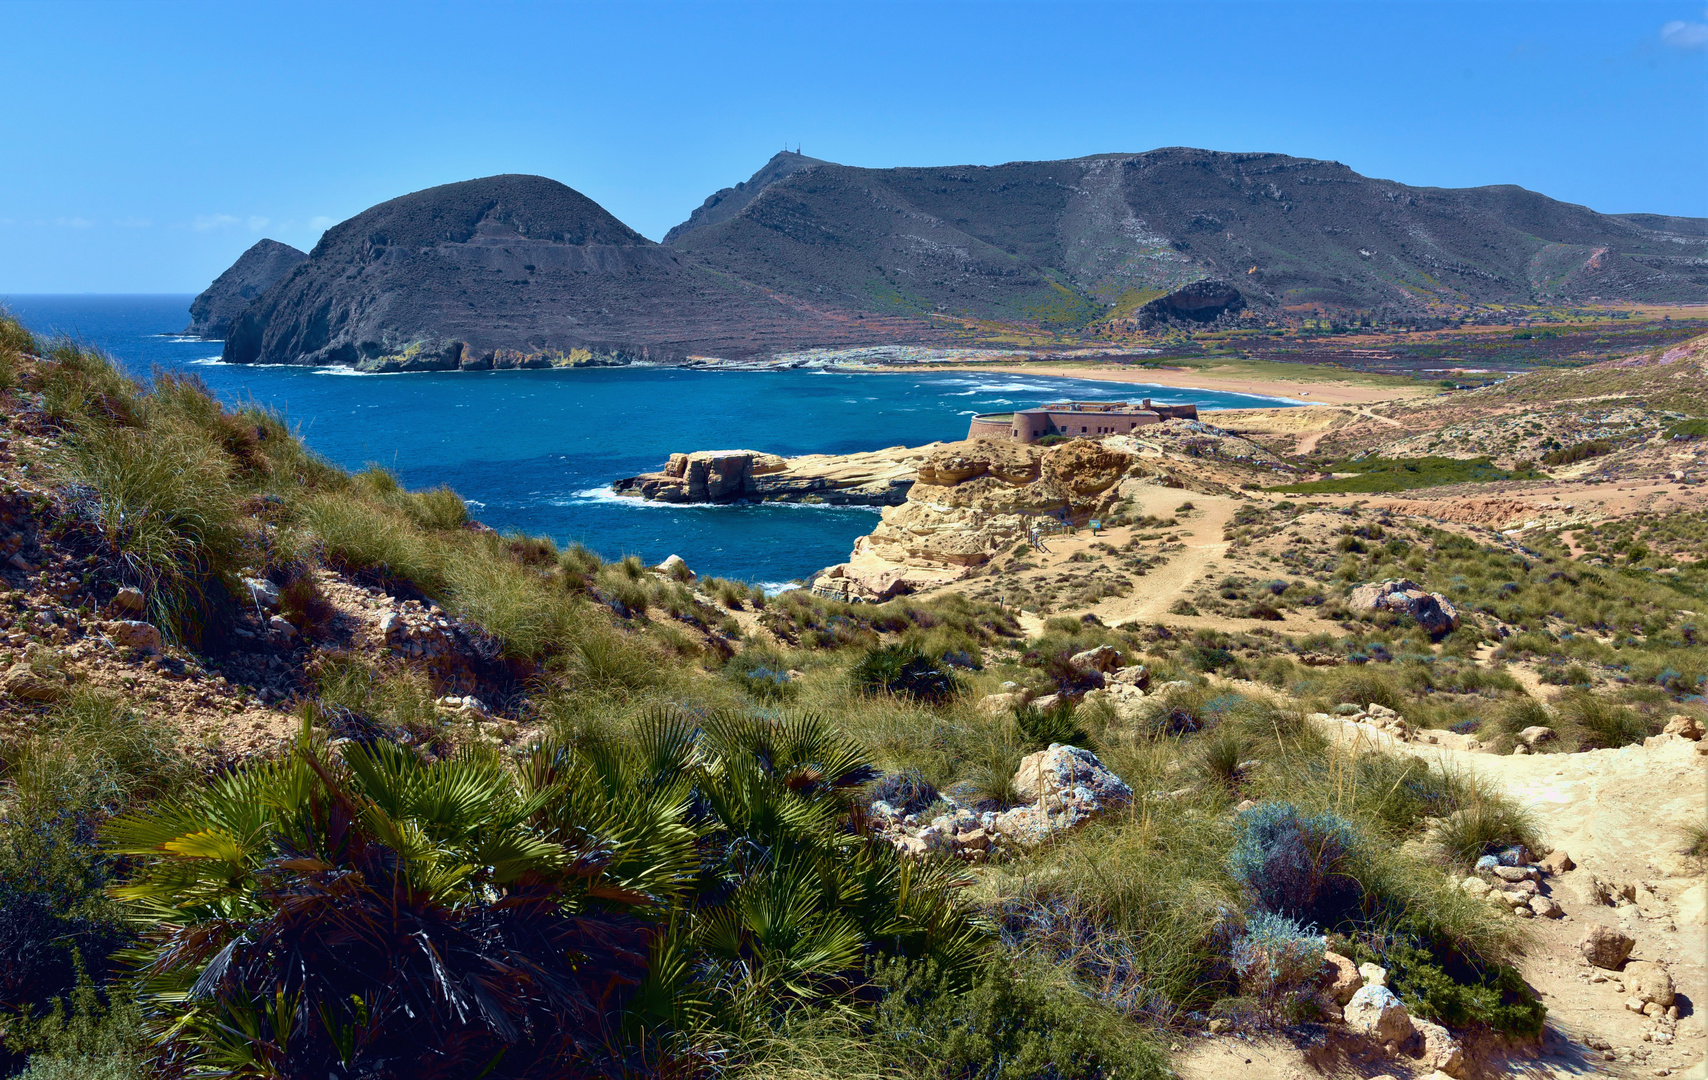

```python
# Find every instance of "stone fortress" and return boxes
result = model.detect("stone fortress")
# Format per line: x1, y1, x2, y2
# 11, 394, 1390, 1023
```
967, 399, 1200, 443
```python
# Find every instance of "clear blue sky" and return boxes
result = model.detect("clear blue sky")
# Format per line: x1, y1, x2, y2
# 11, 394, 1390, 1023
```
2, 0, 1703, 293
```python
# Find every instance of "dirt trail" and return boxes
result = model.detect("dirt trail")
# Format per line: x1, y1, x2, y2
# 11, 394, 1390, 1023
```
1320, 719, 1708, 1079
1091, 495, 1239, 626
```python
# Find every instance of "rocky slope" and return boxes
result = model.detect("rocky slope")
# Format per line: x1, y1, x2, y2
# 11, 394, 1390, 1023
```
612, 444, 934, 506
812, 420, 1296, 602
183, 238, 306, 338
222, 174, 939, 369
666, 147, 1707, 324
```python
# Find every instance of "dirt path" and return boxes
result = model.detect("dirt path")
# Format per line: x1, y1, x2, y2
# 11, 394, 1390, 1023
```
1090, 496, 1239, 626
1320, 719, 1708, 1079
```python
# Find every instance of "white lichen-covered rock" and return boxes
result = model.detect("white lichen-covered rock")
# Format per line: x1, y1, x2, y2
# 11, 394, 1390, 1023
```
1347, 579, 1460, 637
1344, 985, 1412, 1042
1110, 663, 1148, 688
1012, 743, 1132, 810
989, 744, 1132, 848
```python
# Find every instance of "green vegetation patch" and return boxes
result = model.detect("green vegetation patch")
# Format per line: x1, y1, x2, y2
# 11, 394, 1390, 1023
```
1270, 456, 1541, 494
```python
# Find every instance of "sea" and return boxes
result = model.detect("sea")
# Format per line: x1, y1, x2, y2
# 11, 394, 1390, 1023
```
5, 295, 1299, 585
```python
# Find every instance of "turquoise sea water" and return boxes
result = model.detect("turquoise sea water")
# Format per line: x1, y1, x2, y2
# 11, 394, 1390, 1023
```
5, 295, 1298, 584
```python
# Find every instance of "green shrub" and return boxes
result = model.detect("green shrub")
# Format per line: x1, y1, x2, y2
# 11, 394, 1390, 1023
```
1355, 934, 1544, 1038
1014, 699, 1089, 750
1228, 803, 1362, 926
726, 647, 798, 702
1230, 912, 1326, 1014
1432, 778, 1543, 868
870, 958, 1168, 1080
851, 645, 962, 704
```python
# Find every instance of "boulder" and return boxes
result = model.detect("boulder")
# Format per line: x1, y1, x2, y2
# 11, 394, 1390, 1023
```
655, 554, 695, 580
241, 576, 281, 609
1358, 962, 1388, 988
1578, 924, 1635, 970
1663, 714, 1705, 741
1321, 950, 1364, 1005
1012, 743, 1133, 811
979, 691, 1031, 716
110, 586, 145, 615
1077, 682, 1147, 723
108, 620, 162, 653
1344, 985, 1412, 1042
993, 744, 1132, 846
1069, 644, 1121, 674
1411, 1018, 1464, 1077
268, 615, 298, 639
2, 662, 64, 702
1109, 663, 1149, 689
1346, 579, 1460, 637
1624, 959, 1675, 1007
1518, 725, 1556, 749
1529, 894, 1564, 919
1538, 849, 1574, 874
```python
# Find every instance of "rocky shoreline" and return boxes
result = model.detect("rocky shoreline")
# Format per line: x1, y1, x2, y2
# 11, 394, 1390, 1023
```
611, 444, 939, 506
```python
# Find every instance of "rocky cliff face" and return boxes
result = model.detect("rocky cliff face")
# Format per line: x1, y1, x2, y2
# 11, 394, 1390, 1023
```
612, 444, 933, 506
184, 239, 307, 338
814, 439, 1144, 602
223, 174, 935, 369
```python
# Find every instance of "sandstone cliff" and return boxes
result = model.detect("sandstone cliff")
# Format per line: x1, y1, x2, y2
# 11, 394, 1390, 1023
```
813, 439, 1148, 602
611, 444, 938, 506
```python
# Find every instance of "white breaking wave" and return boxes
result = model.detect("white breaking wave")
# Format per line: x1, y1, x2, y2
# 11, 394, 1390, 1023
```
567, 487, 880, 513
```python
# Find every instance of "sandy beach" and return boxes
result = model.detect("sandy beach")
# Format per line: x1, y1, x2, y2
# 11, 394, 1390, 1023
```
872, 360, 1427, 406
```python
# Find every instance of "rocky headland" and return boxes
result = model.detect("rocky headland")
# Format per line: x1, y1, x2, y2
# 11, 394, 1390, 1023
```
612, 444, 936, 506
183, 238, 306, 338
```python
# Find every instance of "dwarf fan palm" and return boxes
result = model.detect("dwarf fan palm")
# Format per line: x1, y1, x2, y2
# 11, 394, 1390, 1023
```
107, 734, 658, 1079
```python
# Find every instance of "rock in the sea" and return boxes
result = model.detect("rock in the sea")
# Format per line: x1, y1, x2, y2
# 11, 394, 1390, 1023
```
1344, 985, 1412, 1042
1347, 579, 1460, 637
1578, 924, 1635, 970
185, 238, 307, 338
108, 620, 162, 653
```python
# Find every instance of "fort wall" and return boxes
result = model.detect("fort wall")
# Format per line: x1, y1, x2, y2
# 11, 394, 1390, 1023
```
966, 399, 1199, 444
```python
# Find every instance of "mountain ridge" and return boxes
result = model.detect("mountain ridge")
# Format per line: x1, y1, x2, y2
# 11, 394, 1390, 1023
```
209, 151, 1705, 368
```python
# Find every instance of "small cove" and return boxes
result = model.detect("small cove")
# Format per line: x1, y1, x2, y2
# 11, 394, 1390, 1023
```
8, 294, 1300, 583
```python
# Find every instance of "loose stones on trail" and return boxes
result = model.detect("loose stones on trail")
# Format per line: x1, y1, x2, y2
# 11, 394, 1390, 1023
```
1579, 924, 1636, 970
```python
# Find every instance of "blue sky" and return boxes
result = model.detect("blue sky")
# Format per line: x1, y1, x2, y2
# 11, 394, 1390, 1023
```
1, 0, 1703, 293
